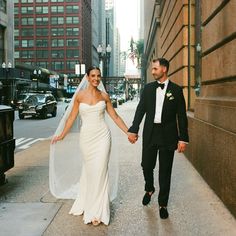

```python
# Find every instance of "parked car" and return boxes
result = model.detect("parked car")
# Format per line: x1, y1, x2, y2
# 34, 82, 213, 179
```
18, 93, 57, 119
14, 93, 35, 109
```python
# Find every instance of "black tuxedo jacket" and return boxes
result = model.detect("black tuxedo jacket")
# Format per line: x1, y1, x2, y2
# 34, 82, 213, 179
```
129, 81, 189, 150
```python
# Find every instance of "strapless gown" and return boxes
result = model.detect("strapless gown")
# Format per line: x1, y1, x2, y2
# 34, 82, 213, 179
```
69, 100, 111, 225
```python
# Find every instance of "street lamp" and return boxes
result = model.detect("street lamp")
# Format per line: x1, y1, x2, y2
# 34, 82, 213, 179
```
1, 62, 12, 105
2, 62, 12, 70
33, 69, 42, 91
97, 44, 112, 78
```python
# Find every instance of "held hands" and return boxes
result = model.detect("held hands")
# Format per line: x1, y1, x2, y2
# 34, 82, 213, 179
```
128, 133, 138, 144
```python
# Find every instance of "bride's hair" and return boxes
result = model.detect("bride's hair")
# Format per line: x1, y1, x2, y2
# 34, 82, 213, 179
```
86, 66, 100, 75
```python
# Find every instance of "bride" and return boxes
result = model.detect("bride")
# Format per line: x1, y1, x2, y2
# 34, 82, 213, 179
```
50, 66, 129, 226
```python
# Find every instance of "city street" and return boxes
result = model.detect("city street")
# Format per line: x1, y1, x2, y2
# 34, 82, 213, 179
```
0, 100, 235, 236
14, 102, 67, 152
1, 0, 236, 226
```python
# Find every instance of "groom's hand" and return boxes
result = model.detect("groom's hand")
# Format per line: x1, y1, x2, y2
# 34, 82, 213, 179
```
128, 133, 138, 144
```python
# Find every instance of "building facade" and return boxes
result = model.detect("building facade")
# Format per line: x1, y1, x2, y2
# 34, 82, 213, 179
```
91, 0, 105, 66
14, 0, 92, 76
0, 0, 14, 66
105, 7, 114, 77
143, 0, 236, 216
0, 0, 15, 105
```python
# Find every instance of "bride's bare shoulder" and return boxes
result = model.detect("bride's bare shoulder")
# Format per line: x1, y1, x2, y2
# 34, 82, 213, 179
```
101, 91, 110, 101
75, 90, 86, 102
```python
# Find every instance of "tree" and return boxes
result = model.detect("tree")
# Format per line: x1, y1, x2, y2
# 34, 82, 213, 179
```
134, 39, 144, 68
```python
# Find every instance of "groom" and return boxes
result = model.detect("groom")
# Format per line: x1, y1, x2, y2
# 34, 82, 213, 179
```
128, 58, 189, 219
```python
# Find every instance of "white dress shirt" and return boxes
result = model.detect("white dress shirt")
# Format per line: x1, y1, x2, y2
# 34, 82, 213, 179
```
154, 79, 169, 123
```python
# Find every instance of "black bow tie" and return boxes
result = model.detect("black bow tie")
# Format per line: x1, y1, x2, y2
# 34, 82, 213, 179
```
156, 82, 165, 89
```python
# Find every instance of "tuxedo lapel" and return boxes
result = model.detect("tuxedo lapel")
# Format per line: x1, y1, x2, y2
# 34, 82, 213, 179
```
150, 82, 157, 117
162, 81, 171, 106
161, 81, 173, 121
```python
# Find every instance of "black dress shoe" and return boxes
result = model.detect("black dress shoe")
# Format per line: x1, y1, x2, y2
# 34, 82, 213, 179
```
159, 207, 169, 219
142, 189, 155, 205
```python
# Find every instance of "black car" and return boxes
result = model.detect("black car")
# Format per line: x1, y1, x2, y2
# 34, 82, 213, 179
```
18, 93, 57, 119
14, 93, 36, 109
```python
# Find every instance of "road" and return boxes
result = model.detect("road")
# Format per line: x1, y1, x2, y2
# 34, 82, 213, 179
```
14, 101, 68, 152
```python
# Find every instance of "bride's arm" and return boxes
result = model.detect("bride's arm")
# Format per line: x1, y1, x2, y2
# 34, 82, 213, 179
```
104, 93, 129, 135
51, 95, 80, 144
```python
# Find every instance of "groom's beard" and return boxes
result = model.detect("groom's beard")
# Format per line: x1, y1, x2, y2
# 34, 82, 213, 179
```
153, 72, 164, 81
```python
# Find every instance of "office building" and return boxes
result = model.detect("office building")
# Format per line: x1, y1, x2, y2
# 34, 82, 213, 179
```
14, 0, 92, 76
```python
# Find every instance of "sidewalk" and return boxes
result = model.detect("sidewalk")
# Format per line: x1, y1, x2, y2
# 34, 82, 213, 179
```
0, 100, 236, 236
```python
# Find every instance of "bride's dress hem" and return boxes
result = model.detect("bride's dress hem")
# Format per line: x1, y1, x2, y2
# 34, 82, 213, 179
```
69, 211, 109, 225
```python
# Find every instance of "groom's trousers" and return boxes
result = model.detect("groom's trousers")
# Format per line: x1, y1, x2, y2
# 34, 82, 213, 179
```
141, 123, 175, 207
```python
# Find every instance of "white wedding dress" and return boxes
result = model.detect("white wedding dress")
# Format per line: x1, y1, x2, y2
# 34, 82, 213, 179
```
69, 100, 111, 225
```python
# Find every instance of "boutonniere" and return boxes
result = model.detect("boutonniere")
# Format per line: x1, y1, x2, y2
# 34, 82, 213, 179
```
166, 91, 175, 100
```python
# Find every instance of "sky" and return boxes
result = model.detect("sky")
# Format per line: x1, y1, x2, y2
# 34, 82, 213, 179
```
115, 0, 140, 51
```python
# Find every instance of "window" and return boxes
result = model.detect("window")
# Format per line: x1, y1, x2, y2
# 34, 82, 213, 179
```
66, 28, 79, 36
66, 17, 79, 24
15, 29, 19, 37
21, 28, 34, 36
14, 7, 19, 14
36, 28, 49, 36
15, 18, 19, 27
22, 40, 34, 47
36, 50, 48, 58
36, 62, 48, 68
22, 18, 34, 25
36, 6, 48, 14
51, 39, 64, 47
51, 6, 64, 13
66, 5, 79, 14
52, 50, 64, 58
15, 40, 20, 47
66, 61, 76, 70
36, 39, 48, 47
66, 49, 79, 58
51, 28, 64, 36
51, 0, 64, 2
36, 17, 49, 25
51, 17, 64, 25
0, 0, 6, 13
66, 0, 80, 2
21, 7, 34, 14
66, 39, 79, 47
51, 61, 64, 70
36, 0, 48, 2
21, 50, 34, 59
15, 51, 20, 59
21, 0, 33, 3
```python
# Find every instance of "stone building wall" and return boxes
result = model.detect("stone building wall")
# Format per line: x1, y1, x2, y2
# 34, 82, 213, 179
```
143, 0, 236, 216
187, 0, 236, 216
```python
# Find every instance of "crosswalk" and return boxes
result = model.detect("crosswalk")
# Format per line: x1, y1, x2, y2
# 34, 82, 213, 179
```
15, 137, 45, 151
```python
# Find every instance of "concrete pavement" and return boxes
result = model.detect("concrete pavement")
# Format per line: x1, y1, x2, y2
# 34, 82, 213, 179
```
0, 100, 236, 236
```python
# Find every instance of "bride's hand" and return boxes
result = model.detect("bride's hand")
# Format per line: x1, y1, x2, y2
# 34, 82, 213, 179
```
51, 135, 64, 144
128, 133, 138, 144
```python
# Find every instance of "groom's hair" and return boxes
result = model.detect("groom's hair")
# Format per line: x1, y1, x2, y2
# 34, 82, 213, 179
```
153, 58, 169, 72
